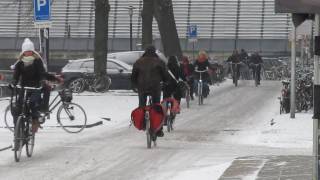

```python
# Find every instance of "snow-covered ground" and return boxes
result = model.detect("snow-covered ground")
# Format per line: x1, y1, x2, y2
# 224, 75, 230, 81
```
0, 80, 313, 180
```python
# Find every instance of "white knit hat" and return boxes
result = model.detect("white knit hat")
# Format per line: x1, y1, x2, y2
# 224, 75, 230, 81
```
21, 38, 35, 53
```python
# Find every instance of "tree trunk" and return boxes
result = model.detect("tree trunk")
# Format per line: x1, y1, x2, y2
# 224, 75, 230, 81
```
141, 0, 154, 49
94, 0, 110, 76
153, 0, 182, 58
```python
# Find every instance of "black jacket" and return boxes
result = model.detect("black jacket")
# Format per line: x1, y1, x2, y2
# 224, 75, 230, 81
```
249, 54, 263, 64
13, 58, 56, 87
193, 59, 211, 82
131, 55, 168, 94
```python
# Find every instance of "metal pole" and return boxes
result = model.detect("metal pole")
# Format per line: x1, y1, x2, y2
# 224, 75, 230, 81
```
130, 14, 133, 51
45, 28, 49, 71
39, 29, 42, 54
313, 14, 320, 180
192, 41, 195, 61
290, 22, 296, 118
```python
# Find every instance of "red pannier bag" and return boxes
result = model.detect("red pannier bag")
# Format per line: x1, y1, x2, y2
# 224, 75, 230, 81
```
161, 98, 180, 114
149, 103, 164, 132
131, 107, 145, 130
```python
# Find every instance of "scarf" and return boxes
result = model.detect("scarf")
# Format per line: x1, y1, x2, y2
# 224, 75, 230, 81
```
21, 56, 35, 67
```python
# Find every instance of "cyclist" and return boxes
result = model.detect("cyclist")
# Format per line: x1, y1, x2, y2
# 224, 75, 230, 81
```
13, 38, 62, 133
163, 56, 186, 104
193, 50, 211, 98
249, 51, 263, 85
131, 45, 168, 137
227, 49, 241, 83
240, 49, 249, 65
181, 56, 195, 100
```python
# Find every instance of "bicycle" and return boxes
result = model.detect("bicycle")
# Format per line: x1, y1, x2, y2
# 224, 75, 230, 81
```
184, 82, 191, 108
278, 80, 290, 114
69, 73, 111, 93
8, 85, 42, 162
195, 69, 208, 105
5, 85, 87, 134
230, 62, 241, 87
145, 95, 158, 149
163, 99, 175, 132
251, 63, 261, 87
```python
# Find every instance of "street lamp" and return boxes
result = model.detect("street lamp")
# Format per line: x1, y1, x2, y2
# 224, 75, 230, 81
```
125, 6, 136, 51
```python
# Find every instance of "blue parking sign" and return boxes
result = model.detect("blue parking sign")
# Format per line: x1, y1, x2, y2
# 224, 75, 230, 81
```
188, 25, 197, 39
34, 0, 51, 22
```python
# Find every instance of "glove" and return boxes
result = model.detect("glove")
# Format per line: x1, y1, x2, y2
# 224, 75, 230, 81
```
55, 75, 64, 84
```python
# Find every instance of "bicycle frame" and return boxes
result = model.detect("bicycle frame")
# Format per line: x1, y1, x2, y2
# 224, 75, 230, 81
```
230, 62, 241, 86
145, 95, 157, 148
195, 69, 208, 105
252, 64, 261, 86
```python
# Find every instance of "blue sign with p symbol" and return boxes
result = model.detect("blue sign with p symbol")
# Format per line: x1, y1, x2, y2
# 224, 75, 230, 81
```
188, 25, 197, 38
34, 0, 51, 22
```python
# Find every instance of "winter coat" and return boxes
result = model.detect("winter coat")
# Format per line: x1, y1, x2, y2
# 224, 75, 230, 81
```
181, 63, 194, 78
227, 54, 241, 63
131, 56, 168, 94
249, 54, 263, 64
163, 60, 186, 100
193, 59, 211, 82
240, 51, 249, 61
13, 58, 56, 87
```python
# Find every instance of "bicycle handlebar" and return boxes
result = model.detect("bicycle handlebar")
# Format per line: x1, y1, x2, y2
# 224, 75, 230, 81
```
195, 69, 208, 73
9, 84, 42, 91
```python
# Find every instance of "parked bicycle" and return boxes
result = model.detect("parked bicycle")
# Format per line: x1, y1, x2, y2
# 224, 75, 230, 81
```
69, 73, 111, 93
195, 69, 209, 105
278, 80, 290, 114
5, 85, 87, 134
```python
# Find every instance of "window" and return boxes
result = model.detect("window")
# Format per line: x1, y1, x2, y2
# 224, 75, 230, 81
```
81, 61, 94, 69
107, 61, 121, 70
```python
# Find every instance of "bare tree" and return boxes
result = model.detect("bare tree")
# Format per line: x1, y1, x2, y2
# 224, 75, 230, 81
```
141, 0, 182, 58
141, 0, 154, 49
94, 0, 110, 76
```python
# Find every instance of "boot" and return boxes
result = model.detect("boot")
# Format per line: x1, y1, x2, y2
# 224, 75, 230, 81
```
32, 119, 40, 133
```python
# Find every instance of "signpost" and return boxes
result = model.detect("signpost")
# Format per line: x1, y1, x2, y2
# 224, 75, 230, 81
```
275, 0, 320, 179
34, 0, 51, 70
188, 25, 198, 61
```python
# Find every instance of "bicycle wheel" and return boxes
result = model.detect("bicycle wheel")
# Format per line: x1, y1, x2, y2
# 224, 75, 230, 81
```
145, 115, 151, 149
185, 88, 190, 108
166, 116, 172, 132
25, 120, 35, 157
69, 78, 85, 93
198, 83, 202, 105
4, 104, 14, 132
57, 102, 87, 133
94, 75, 111, 93
14, 116, 24, 162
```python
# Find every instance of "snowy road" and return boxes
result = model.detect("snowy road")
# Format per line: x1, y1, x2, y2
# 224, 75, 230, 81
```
0, 80, 311, 180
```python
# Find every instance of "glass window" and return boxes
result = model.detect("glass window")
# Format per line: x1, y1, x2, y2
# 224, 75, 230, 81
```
107, 61, 121, 70
81, 61, 94, 69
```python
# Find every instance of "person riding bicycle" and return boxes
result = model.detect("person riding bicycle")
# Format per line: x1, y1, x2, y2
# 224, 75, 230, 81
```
12, 38, 62, 133
240, 49, 249, 65
227, 49, 241, 83
131, 45, 169, 137
193, 51, 211, 98
181, 56, 195, 100
249, 51, 263, 85
163, 56, 186, 104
